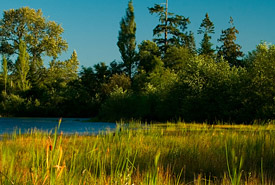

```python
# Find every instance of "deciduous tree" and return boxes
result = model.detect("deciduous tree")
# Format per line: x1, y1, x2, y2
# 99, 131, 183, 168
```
15, 40, 30, 91
2, 55, 8, 94
117, 0, 137, 78
0, 7, 68, 79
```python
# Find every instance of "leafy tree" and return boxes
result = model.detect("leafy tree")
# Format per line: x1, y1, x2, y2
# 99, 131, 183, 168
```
163, 46, 193, 71
247, 43, 275, 119
47, 50, 79, 88
94, 62, 110, 85
117, 0, 137, 78
138, 40, 163, 73
149, 3, 195, 53
109, 60, 124, 75
217, 17, 243, 66
102, 73, 131, 95
198, 13, 215, 57
2, 55, 8, 94
15, 40, 30, 91
0, 7, 68, 82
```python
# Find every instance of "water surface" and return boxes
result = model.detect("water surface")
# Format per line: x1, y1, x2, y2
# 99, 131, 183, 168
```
0, 118, 116, 135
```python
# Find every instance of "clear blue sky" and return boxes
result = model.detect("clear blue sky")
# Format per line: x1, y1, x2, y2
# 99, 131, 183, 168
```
1, 0, 274, 67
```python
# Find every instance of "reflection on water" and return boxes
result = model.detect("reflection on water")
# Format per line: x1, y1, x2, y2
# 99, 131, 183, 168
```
0, 118, 116, 134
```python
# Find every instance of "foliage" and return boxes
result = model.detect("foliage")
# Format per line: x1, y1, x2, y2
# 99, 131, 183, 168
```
0, 4, 274, 122
198, 13, 215, 57
149, 3, 195, 53
15, 40, 30, 91
117, 0, 137, 78
137, 40, 163, 73
217, 17, 244, 66
0, 7, 68, 70
1, 55, 8, 94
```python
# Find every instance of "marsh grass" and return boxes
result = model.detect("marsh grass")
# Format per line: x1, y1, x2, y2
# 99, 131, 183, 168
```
0, 122, 275, 184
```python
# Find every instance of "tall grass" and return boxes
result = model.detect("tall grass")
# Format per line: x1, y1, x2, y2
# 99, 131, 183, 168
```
0, 122, 275, 184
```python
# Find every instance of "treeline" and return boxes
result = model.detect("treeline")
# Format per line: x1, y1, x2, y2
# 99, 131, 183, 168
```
0, 3, 274, 123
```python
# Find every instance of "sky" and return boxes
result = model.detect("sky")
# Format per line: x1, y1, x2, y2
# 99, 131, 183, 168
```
0, 0, 275, 67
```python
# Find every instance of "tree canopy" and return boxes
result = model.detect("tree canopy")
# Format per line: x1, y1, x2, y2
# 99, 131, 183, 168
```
0, 5, 274, 123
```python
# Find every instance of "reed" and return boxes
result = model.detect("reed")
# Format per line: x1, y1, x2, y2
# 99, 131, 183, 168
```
0, 122, 274, 184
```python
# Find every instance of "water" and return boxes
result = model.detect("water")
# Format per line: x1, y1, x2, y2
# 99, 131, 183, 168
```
0, 118, 116, 135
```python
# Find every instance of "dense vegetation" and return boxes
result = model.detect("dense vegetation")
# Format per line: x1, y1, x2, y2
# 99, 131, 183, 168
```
0, 2, 274, 123
1, 122, 275, 184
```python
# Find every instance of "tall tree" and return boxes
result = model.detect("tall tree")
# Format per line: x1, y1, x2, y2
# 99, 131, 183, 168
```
65, 50, 79, 81
0, 7, 68, 81
149, 2, 194, 53
117, 0, 137, 78
2, 55, 8, 94
217, 17, 243, 66
15, 40, 30, 91
198, 13, 215, 57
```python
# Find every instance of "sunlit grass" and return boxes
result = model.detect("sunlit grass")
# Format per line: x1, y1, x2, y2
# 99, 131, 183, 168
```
0, 121, 275, 184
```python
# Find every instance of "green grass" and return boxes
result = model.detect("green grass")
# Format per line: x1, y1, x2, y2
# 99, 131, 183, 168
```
0, 121, 275, 184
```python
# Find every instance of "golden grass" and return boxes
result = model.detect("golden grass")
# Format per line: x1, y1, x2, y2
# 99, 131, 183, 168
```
0, 122, 274, 184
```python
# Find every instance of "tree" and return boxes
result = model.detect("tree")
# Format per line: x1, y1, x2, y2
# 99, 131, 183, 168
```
117, 0, 137, 78
217, 17, 243, 66
15, 40, 30, 91
0, 7, 68, 78
149, 2, 194, 53
102, 73, 131, 95
65, 50, 79, 81
138, 40, 163, 73
47, 50, 79, 87
163, 46, 193, 71
198, 13, 215, 57
248, 43, 275, 119
2, 55, 8, 94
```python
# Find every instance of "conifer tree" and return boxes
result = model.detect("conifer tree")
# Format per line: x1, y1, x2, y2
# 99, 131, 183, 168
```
217, 17, 243, 66
117, 0, 137, 78
149, 2, 194, 53
198, 13, 215, 57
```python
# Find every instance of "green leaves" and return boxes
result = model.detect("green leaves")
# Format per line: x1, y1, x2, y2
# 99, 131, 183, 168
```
0, 7, 68, 68
217, 17, 243, 66
117, 0, 137, 78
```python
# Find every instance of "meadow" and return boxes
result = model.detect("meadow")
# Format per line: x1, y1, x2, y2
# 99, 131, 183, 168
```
0, 121, 275, 184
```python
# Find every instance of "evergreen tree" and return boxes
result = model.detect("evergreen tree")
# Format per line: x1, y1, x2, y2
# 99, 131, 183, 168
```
16, 40, 30, 91
198, 13, 215, 57
2, 55, 8, 94
149, 2, 194, 53
117, 0, 137, 78
217, 17, 243, 66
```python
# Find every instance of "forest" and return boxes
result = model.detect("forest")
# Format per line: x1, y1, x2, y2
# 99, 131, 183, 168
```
0, 2, 274, 123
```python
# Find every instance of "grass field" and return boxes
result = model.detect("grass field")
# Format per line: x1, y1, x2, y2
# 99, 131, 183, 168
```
0, 121, 275, 184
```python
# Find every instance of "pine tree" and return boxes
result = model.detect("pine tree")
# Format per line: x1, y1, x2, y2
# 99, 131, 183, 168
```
117, 0, 137, 78
16, 40, 30, 91
217, 17, 243, 66
198, 13, 215, 57
149, 2, 194, 53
